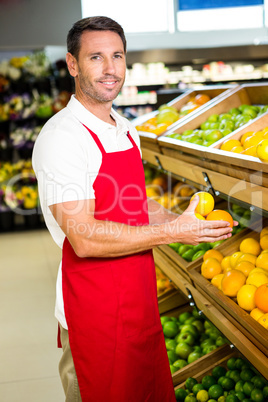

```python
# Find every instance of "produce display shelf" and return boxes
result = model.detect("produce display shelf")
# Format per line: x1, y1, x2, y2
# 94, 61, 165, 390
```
153, 248, 268, 380
142, 148, 268, 213
188, 228, 268, 357
134, 85, 237, 153
158, 288, 187, 314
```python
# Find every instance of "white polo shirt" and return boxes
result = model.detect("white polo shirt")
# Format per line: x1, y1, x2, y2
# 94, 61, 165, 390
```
32, 95, 141, 329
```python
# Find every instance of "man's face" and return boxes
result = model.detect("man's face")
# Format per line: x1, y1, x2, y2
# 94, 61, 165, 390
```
68, 30, 126, 104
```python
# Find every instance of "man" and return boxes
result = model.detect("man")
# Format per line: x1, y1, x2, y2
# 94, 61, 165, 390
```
32, 16, 233, 402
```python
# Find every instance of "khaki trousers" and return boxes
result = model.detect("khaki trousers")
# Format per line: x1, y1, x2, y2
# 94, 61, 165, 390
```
58, 323, 82, 402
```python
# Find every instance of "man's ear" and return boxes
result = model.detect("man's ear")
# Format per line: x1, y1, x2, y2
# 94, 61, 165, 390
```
66, 53, 78, 78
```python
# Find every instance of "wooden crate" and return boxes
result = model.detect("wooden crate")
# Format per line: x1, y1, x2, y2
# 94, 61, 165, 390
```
188, 228, 268, 357
158, 288, 187, 314
158, 84, 268, 176
134, 85, 236, 153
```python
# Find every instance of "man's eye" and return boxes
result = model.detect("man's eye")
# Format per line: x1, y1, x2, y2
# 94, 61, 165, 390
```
114, 54, 123, 59
91, 56, 101, 60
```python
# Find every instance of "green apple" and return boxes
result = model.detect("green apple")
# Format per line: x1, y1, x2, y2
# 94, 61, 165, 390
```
188, 351, 203, 364
221, 128, 232, 137
207, 114, 219, 123
184, 316, 196, 325
219, 113, 232, 121
170, 364, 177, 374
215, 336, 228, 347
165, 338, 177, 351
178, 311, 192, 324
177, 332, 195, 346
180, 324, 199, 339
173, 359, 188, 369
192, 319, 204, 332
201, 338, 215, 349
193, 345, 202, 353
219, 120, 235, 131
167, 350, 178, 363
203, 344, 218, 354
175, 342, 194, 359
200, 121, 211, 130
229, 107, 240, 116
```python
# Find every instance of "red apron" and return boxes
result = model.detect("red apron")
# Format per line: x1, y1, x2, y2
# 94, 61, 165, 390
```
61, 125, 176, 402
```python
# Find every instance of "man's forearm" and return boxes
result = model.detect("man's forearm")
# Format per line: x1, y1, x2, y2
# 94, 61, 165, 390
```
147, 197, 178, 224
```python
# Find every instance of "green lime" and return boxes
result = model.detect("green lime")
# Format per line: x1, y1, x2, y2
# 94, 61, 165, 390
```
182, 248, 196, 261
185, 395, 197, 402
170, 364, 177, 374
207, 400, 217, 402
208, 384, 224, 399
192, 249, 206, 261
196, 389, 209, 402
218, 397, 226, 402
252, 376, 267, 389
202, 375, 217, 390
185, 377, 198, 391
235, 380, 245, 393
243, 381, 255, 396
192, 384, 205, 395
229, 370, 241, 383
212, 366, 226, 378
218, 376, 226, 386
178, 311, 192, 324
240, 369, 255, 382
163, 321, 179, 338
178, 244, 193, 256
235, 391, 246, 401
169, 242, 182, 252
175, 388, 188, 401
234, 358, 246, 370
227, 357, 237, 370
251, 388, 264, 402
263, 386, 268, 398
222, 377, 235, 391
225, 395, 239, 402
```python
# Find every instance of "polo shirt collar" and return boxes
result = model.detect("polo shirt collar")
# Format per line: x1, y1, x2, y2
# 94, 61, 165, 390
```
67, 95, 128, 136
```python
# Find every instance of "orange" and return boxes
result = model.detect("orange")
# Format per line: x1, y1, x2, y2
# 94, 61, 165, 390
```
221, 256, 232, 270
239, 237, 261, 256
248, 267, 268, 276
151, 175, 168, 191
246, 272, 268, 287
221, 269, 247, 297
254, 283, 268, 313
211, 273, 224, 289
237, 284, 257, 311
258, 313, 268, 329
221, 139, 241, 152
230, 146, 244, 153
250, 307, 265, 321
260, 226, 268, 238
222, 265, 233, 273
256, 253, 268, 270
195, 213, 205, 220
203, 249, 224, 263
195, 94, 211, 105
180, 185, 195, 198
256, 139, 268, 162
235, 261, 255, 277
230, 251, 243, 268
237, 253, 257, 266
260, 234, 268, 250
243, 135, 261, 149
191, 191, 214, 217
240, 146, 257, 157
240, 131, 253, 146
206, 209, 234, 228
201, 258, 222, 279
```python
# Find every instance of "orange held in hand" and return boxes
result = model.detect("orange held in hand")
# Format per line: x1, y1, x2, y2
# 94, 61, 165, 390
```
191, 191, 214, 217
206, 209, 234, 228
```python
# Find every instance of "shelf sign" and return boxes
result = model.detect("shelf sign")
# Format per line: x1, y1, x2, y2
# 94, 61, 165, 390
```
178, 0, 263, 11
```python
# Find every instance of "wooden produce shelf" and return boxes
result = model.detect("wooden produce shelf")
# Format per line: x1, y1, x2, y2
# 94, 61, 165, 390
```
134, 85, 236, 153
188, 228, 268, 357
158, 288, 187, 314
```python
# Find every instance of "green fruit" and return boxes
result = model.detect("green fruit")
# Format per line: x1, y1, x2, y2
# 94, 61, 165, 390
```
193, 243, 211, 252
184, 317, 196, 324
163, 321, 179, 338
217, 376, 226, 386
161, 316, 171, 325
182, 248, 196, 261
243, 381, 255, 396
215, 336, 228, 347
192, 250, 206, 261
175, 388, 188, 401
252, 376, 267, 389
212, 366, 227, 379
170, 364, 178, 374
251, 388, 264, 402
210, 240, 224, 248
180, 324, 199, 339
225, 395, 239, 402
173, 359, 188, 369
222, 377, 235, 390
242, 107, 257, 118
175, 342, 193, 360
202, 375, 217, 390
192, 320, 204, 332
165, 338, 177, 351
178, 311, 192, 324
185, 395, 197, 402
178, 244, 193, 256
185, 377, 198, 391
208, 384, 224, 399
204, 129, 223, 143
201, 338, 215, 349
203, 345, 217, 354
167, 350, 178, 364
240, 369, 255, 382
207, 114, 219, 123
235, 380, 245, 393
196, 389, 209, 402
187, 351, 202, 364
229, 370, 241, 383
193, 384, 205, 395
234, 391, 246, 401
177, 332, 195, 346
229, 108, 240, 116
227, 357, 237, 370
169, 242, 182, 252
263, 386, 268, 398
168, 133, 182, 140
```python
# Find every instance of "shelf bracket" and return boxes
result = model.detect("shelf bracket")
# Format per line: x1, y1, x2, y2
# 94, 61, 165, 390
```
202, 172, 219, 196
155, 155, 163, 170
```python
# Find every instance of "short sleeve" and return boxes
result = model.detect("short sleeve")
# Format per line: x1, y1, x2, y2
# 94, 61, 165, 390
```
33, 128, 95, 207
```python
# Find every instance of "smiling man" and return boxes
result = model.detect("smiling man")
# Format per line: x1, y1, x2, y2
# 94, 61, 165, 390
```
32, 16, 233, 402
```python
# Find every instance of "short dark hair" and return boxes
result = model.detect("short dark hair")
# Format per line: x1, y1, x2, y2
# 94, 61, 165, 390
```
67, 16, 127, 59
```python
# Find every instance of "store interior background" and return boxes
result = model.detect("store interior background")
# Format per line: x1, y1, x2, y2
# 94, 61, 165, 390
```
1, 0, 268, 400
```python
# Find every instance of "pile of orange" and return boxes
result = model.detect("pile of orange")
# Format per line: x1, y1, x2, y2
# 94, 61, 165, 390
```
200, 226, 268, 329
220, 127, 268, 161
135, 94, 211, 136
